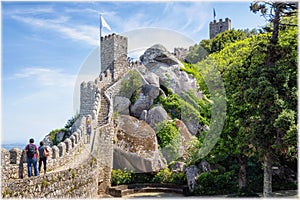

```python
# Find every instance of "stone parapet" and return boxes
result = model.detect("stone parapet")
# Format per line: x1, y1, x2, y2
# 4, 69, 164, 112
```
2, 156, 98, 198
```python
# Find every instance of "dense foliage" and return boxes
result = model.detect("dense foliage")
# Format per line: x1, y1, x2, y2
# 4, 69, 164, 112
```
186, 13, 297, 196
111, 168, 186, 186
156, 89, 211, 131
185, 29, 256, 64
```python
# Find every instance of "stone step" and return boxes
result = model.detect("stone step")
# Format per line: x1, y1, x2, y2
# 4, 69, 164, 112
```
97, 92, 110, 126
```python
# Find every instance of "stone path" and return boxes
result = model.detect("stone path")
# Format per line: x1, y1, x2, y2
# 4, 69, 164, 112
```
123, 190, 298, 199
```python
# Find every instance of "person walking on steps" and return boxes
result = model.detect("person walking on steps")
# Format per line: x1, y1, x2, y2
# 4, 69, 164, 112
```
86, 116, 91, 144
24, 138, 39, 177
38, 141, 48, 174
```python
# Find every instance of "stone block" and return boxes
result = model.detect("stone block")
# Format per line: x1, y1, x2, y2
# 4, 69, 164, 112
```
52, 145, 59, 159
57, 142, 66, 157
9, 148, 22, 164
69, 135, 75, 148
64, 138, 72, 153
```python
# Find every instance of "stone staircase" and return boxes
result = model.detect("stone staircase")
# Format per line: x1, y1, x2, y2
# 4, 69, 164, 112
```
98, 90, 110, 126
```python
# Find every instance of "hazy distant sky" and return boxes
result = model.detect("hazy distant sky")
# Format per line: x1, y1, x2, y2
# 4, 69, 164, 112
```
1, 1, 267, 143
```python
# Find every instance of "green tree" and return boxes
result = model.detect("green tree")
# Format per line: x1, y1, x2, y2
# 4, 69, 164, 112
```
191, 15, 297, 194
208, 34, 269, 192
185, 29, 251, 64
250, 2, 298, 196
210, 29, 248, 53
185, 43, 209, 64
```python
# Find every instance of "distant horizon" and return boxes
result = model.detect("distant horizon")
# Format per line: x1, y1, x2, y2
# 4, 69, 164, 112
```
1, 142, 27, 150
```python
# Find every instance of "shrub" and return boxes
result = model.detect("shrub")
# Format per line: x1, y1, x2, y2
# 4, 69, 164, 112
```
64, 113, 80, 129
49, 128, 70, 145
156, 120, 180, 148
152, 168, 173, 183
119, 70, 143, 99
152, 168, 186, 184
158, 93, 182, 119
111, 168, 187, 186
193, 169, 237, 195
111, 169, 133, 186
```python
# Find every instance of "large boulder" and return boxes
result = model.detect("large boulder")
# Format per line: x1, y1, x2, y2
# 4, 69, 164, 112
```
139, 44, 198, 97
130, 84, 160, 118
185, 165, 199, 192
114, 96, 131, 115
140, 44, 179, 67
113, 115, 166, 172
146, 105, 171, 131
143, 72, 160, 87
55, 131, 65, 143
175, 119, 193, 150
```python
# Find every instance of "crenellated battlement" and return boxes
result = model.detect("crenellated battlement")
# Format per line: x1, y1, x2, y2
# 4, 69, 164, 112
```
79, 35, 143, 120
209, 17, 231, 39
101, 33, 127, 42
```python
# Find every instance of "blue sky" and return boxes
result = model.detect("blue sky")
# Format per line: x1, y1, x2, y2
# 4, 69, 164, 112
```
1, 1, 267, 144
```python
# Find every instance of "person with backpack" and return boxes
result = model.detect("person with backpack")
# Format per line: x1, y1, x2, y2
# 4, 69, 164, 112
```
24, 138, 39, 177
38, 141, 48, 174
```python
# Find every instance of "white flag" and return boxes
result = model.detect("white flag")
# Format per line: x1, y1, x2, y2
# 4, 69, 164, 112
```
100, 15, 111, 31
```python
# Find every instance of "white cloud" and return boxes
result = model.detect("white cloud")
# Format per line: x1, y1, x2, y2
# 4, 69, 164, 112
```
3, 6, 54, 15
160, 2, 211, 34
13, 67, 76, 88
11, 14, 98, 46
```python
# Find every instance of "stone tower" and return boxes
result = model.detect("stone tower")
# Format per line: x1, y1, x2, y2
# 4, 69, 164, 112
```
100, 33, 128, 80
209, 18, 231, 39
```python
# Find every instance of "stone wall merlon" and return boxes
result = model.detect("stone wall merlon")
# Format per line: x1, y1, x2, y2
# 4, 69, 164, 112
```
64, 138, 72, 153
52, 145, 60, 159
101, 33, 127, 41
57, 142, 66, 157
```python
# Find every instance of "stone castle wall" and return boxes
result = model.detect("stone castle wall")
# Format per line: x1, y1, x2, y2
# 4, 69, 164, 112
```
80, 81, 101, 120
2, 156, 98, 198
1, 33, 143, 198
209, 18, 231, 39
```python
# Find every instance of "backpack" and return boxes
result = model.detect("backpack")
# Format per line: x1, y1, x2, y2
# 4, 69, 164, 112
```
43, 147, 49, 157
27, 144, 36, 158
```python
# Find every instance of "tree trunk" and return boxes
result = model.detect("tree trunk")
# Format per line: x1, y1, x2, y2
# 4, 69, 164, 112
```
263, 153, 272, 197
238, 154, 247, 190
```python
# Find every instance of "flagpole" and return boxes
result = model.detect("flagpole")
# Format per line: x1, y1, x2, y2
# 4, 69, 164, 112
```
99, 14, 102, 73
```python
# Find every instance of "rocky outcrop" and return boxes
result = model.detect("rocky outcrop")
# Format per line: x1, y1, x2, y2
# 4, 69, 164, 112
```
146, 105, 171, 131
113, 115, 165, 172
185, 165, 199, 192
140, 44, 179, 67
112, 43, 207, 171
130, 84, 160, 118
114, 96, 131, 115
139, 44, 198, 96
175, 119, 193, 149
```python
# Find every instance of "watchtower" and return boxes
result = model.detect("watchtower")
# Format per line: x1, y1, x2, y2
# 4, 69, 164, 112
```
209, 18, 231, 39
100, 33, 128, 80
